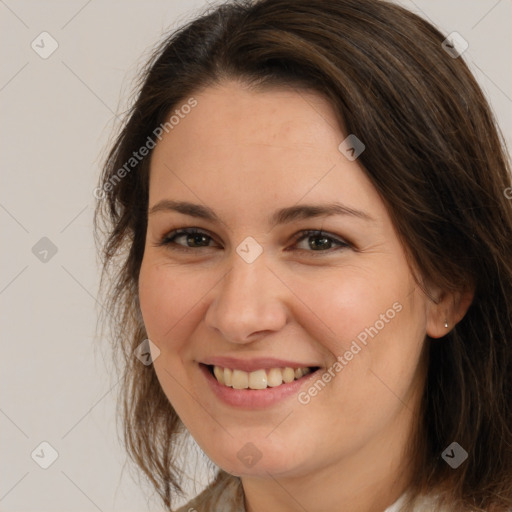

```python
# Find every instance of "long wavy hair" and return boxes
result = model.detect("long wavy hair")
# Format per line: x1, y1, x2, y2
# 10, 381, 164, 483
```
94, 0, 512, 510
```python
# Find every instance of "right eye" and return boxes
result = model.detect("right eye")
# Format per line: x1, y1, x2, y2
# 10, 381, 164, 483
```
157, 228, 219, 252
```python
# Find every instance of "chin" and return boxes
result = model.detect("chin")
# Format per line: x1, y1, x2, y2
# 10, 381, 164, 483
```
218, 457, 298, 478
201, 440, 309, 479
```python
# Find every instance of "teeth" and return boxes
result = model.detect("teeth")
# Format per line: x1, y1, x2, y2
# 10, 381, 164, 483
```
248, 369, 267, 389
224, 367, 232, 387
282, 367, 295, 383
267, 368, 283, 387
213, 366, 225, 385
211, 365, 313, 389
232, 369, 249, 389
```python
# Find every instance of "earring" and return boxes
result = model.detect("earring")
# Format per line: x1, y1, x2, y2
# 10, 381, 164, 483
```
444, 321, 449, 328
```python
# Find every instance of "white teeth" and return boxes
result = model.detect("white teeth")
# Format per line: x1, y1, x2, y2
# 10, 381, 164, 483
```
267, 368, 283, 387
248, 369, 267, 389
282, 367, 295, 383
224, 367, 232, 387
232, 369, 249, 389
211, 365, 314, 389
213, 366, 225, 385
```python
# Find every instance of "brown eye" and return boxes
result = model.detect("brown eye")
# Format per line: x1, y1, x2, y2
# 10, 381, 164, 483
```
159, 228, 218, 250
292, 230, 350, 253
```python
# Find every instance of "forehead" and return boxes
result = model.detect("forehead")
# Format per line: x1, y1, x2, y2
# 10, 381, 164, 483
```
148, 81, 385, 222
153, 81, 341, 157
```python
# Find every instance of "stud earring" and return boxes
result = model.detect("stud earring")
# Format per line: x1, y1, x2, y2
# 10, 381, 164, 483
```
444, 321, 449, 328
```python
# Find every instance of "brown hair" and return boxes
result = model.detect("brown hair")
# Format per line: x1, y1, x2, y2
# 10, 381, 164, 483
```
94, 0, 512, 510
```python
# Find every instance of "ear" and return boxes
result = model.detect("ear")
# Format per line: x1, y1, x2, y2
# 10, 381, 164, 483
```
426, 287, 474, 339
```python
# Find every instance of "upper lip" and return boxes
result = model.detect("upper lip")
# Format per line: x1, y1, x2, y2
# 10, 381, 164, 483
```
201, 356, 320, 373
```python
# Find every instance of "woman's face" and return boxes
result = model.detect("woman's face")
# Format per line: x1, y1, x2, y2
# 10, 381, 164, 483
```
139, 81, 432, 479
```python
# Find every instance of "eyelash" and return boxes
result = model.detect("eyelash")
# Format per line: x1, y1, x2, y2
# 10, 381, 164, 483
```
156, 228, 351, 255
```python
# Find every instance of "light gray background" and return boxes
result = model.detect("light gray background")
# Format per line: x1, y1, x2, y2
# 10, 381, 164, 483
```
1, 1, 511, 511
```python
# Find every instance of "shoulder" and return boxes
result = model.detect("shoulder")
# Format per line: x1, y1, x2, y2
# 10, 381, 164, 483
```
173, 471, 244, 512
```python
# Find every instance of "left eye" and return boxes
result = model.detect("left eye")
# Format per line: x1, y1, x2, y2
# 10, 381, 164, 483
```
157, 228, 349, 253
291, 230, 349, 253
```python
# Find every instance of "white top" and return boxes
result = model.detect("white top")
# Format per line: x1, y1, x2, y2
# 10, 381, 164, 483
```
384, 493, 407, 512
173, 471, 443, 512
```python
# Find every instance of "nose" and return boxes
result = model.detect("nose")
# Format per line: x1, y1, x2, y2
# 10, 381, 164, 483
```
204, 252, 289, 344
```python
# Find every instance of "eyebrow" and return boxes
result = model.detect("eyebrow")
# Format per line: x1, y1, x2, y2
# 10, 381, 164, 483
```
148, 200, 374, 226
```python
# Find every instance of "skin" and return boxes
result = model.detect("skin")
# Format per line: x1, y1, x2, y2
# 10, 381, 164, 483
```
138, 81, 472, 512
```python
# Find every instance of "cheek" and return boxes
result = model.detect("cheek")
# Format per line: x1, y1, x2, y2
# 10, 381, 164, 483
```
138, 259, 202, 414
138, 263, 164, 340
292, 268, 407, 356
330, 295, 426, 430
138, 259, 197, 344
298, 268, 426, 404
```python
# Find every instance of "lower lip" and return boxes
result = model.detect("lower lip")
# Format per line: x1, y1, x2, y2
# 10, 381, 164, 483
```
199, 363, 321, 409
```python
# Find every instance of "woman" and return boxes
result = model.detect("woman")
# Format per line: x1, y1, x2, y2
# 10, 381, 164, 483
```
94, 0, 512, 510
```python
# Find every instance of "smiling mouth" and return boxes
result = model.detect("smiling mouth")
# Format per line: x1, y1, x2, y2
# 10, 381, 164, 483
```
205, 364, 320, 390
